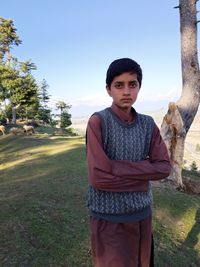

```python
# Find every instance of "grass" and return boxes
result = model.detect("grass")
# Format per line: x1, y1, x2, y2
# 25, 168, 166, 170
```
0, 129, 200, 267
182, 169, 200, 181
152, 183, 200, 266
0, 132, 91, 267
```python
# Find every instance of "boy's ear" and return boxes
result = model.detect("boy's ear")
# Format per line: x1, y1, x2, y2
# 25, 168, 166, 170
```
106, 85, 112, 97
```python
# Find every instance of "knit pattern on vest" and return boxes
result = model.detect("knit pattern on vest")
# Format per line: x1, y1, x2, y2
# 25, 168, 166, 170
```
87, 108, 155, 214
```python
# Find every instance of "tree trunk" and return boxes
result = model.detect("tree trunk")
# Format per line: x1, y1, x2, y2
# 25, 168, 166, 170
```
161, 0, 200, 187
11, 104, 20, 124
12, 106, 17, 124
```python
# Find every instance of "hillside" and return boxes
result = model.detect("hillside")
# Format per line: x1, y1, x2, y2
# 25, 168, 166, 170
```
0, 133, 199, 266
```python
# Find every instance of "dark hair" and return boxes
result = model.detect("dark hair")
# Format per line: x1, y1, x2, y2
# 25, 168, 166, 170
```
106, 58, 142, 88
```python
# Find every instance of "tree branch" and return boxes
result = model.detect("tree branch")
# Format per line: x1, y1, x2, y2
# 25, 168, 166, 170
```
196, 20, 200, 24
174, 5, 180, 9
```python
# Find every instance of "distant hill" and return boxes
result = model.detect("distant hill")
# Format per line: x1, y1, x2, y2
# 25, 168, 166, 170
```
72, 108, 199, 132
71, 109, 200, 170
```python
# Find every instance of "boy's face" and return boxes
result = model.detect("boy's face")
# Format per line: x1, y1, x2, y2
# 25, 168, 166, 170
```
106, 72, 140, 112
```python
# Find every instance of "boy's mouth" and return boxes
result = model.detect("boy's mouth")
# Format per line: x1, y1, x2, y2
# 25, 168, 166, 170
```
121, 98, 132, 102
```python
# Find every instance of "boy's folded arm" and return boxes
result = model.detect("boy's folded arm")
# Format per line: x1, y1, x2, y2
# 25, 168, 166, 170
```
87, 115, 149, 192
112, 125, 171, 180
111, 158, 171, 181
87, 115, 171, 191
90, 166, 149, 192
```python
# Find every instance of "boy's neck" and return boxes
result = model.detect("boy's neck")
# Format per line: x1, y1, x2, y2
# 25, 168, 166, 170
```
120, 107, 132, 115
114, 103, 132, 114
111, 103, 135, 123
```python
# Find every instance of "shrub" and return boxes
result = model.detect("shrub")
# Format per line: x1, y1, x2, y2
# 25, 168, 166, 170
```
66, 127, 78, 136
190, 161, 198, 173
0, 113, 7, 125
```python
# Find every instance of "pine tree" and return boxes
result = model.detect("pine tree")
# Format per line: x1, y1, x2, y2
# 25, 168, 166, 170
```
56, 101, 72, 128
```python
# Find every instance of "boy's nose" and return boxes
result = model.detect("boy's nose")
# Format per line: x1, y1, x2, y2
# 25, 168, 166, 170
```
123, 86, 131, 95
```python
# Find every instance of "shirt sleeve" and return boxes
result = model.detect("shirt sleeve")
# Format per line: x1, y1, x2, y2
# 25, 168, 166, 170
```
86, 114, 171, 192
112, 123, 171, 180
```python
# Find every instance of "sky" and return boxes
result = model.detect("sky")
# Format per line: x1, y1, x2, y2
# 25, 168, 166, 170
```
1, 0, 200, 118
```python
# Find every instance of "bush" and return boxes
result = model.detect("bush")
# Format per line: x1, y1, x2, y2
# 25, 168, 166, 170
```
60, 112, 72, 128
190, 161, 198, 172
66, 127, 78, 136
0, 113, 7, 125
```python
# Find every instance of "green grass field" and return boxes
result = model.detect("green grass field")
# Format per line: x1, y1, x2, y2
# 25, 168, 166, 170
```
0, 130, 200, 267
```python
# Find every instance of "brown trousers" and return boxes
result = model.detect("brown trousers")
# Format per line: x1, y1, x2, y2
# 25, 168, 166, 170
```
90, 216, 153, 267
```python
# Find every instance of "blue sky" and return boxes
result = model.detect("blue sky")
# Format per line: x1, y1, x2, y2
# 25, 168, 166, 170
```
1, 1, 199, 117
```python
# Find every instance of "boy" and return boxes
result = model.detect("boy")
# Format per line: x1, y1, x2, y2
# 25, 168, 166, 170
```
86, 58, 171, 267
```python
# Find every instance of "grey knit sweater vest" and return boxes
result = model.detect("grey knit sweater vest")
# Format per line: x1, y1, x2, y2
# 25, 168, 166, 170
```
87, 108, 155, 214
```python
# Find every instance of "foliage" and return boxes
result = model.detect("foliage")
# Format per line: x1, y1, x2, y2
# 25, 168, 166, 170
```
0, 17, 71, 126
66, 127, 78, 136
56, 101, 71, 113
0, 17, 22, 62
0, 17, 55, 124
60, 111, 72, 128
4, 102, 12, 121
0, 112, 7, 124
36, 107, 52, 124
56, 101, 72, 128
182, 168, 200, 182
36, 79, 53, 124
190, 161, 198, 173
9, 71, 38, 107
0, 64, 16, 101
38, 79, 50, 105
0, 18, 39, 123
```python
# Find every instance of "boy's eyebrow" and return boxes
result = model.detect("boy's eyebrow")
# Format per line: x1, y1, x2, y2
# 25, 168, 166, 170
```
114, 79, 138, 83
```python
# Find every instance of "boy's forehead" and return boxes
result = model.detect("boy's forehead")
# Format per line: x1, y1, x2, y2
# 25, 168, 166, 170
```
113, 72, 138, 81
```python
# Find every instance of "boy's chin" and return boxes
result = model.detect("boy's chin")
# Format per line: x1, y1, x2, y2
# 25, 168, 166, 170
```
118, 104, 132, 110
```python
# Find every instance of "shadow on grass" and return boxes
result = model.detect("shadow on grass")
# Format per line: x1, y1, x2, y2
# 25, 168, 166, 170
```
182, 208, 200, 248
153, 181, 200, 220
1, 134, 199, 266
153, 185, 200, 267
0, 134, 84, 155
0, 139, 92, 267
177, 208, 200, 266
0, 135, 85, 175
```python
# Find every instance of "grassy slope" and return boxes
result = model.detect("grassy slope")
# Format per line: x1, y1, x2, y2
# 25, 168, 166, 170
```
0, 132, 200, 267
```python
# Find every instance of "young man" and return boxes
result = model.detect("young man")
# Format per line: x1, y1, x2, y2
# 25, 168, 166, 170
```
86, 58, 171, 267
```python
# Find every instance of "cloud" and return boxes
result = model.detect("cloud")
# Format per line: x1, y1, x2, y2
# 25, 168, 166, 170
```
47, 87, 181, 117
137, 87, 181, 102
48, 92, 111, 108
71, 92, 111, 107
69, 87, 181, 106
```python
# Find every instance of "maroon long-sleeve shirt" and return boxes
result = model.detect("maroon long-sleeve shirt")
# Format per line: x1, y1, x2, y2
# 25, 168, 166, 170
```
86, 103, 171, 192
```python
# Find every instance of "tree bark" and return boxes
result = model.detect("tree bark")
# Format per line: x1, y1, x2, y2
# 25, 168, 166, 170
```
11, 104, 20, 124
161, 0, 200, 187
12, 106, 17, 124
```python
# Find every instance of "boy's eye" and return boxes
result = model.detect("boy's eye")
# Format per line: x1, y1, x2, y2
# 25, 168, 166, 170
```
129, 82, 137, 88
114, 83, 123, 89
